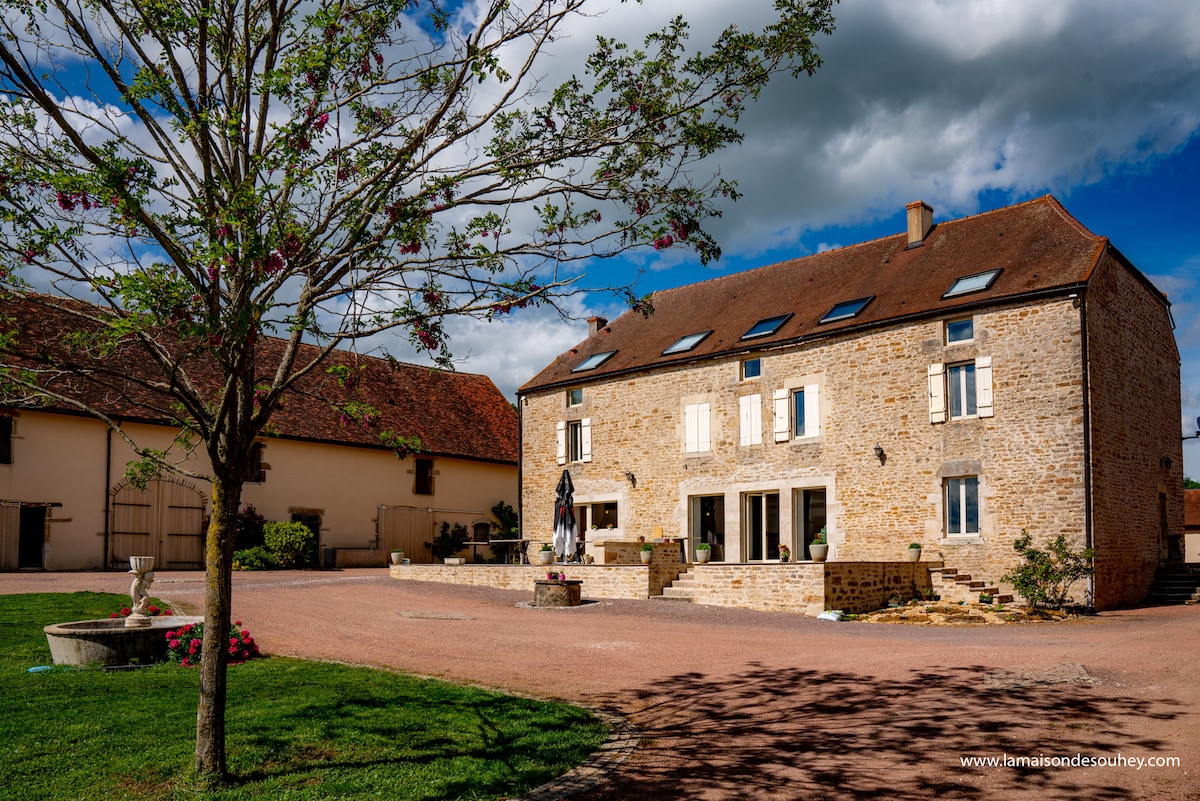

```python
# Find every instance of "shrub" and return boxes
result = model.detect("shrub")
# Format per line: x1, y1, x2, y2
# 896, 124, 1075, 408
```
165, 620, 262, 667
233, 546, 278, 571
234, 505, 267, 550
263, 521, 317, 568
429, 521, 468, 559
1002, 529, 1094, 609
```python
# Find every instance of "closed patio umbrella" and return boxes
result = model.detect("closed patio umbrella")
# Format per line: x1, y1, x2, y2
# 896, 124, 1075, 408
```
552, 469, 577, 561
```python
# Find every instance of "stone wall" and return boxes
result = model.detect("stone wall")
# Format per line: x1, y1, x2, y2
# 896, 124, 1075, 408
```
521, 297, 1092, 598
389, 563, 674, 600
1084, 252, 1183, 607
390, 561, 936, 616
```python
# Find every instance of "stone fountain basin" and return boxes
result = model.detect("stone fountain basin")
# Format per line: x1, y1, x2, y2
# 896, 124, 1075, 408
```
43, 616, 203, 667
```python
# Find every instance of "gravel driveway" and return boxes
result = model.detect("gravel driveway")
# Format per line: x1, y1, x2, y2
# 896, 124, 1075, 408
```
5, 569, 1197, 800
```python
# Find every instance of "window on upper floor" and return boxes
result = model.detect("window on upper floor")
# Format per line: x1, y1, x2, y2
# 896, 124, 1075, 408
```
567, 388, 583, 407
945, 476, 980, 537
414, 457, 435, 495
663, 331, 712, 355
943, 268, 1001, 299
243, 441, 266, 483
741, 314, 792, 340
928, 358, 993, 423
572, 350, 616, 372
773, 384, 821, 441
739, 394, 762, 446
741, 358, 762, 380
557, 419, 592, 464
684, 403, 711, 454
0, 417, 12, 465
818, 296, 874, 324
946, 318, 974, 344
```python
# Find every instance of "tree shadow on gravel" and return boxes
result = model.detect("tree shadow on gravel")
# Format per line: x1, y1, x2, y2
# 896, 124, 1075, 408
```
573, 663, 1187, 801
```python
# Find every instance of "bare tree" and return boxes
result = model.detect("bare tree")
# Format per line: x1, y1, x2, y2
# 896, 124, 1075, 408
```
0, 0, 835, 781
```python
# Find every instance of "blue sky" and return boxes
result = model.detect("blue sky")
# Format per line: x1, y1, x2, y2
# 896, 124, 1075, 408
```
412, 1, 1200, 477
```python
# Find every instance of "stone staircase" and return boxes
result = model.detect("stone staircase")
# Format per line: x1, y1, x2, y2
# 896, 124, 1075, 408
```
929, 566, 1013, 605
1146, 563, 1200, 605
652, 568, 698, 603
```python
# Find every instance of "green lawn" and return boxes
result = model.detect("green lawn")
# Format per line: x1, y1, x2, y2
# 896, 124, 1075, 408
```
0, 592, 606, 800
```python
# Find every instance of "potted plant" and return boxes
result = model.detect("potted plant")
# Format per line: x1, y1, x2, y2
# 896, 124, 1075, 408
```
906, 542, 922, 562
695, 542, 712, 564
639, 542, 654, 564
809, 527, 829, 563
778, 543, 791, 563
390, 549, 404, 565
537, 544, 555, 565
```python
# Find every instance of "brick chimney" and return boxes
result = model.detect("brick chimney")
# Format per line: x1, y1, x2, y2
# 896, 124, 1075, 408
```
906, 200, 934, 247
587, 316, 608, 336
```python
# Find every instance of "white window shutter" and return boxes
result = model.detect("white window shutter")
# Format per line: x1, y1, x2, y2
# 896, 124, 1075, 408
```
928, 363, 946, 424
581, 418, 592, 462
804, 383, 821, 438
976, 356, 994, 418
739, 394, 761, 445
773, 389, 789, 442
685, 404, 698, 453
556, 421, 566, 465
698, 402, 711, 452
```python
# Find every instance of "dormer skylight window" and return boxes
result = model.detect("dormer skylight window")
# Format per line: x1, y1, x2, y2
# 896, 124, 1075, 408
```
943, 268, 1002, 299
662, 331, 712, 355
571, 350, 617, 372
740, 314, 792, 340
818, 296, 874, 324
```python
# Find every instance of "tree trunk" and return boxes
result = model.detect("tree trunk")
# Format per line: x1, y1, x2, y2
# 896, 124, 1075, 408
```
194, 474, 242, 779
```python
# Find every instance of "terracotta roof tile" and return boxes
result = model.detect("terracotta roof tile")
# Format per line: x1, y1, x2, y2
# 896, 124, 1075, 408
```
1, 294, 517, 464
520, 196, 1135, 393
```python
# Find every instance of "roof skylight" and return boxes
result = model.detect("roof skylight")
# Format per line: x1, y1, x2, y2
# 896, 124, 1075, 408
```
571, 350, 617, 372
662, 331, 712, 355
943, 268, 1002, 299
740, 314, 792, 340
819, 296, 874, 324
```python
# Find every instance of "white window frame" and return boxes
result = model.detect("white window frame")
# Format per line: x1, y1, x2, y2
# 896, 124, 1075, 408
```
945, 476, 980, 537
567, 388, 583, 407
741, 358, 762, 380
773, 384, 820, 441
948, 361, 976, 419
945, 318, 974, 344
684, 402, 711, 454
929, 358, 993, 424
739, 394, 762, 446
556, 419, 592, 465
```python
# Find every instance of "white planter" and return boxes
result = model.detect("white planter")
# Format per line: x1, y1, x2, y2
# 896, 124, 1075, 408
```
537, 550, 555, 565
444, 557, 465, 565
390, 551, 404, 565
906, 548, 922, 562
640, 549, 653, 564
695, 549, 711, 564
810, 543, 828, 563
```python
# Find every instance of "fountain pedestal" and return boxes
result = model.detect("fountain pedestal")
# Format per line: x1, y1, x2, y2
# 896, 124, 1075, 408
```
125, 555, 155, 628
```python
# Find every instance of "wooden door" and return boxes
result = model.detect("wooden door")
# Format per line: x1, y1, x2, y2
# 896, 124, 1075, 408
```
110, 479, 206, 569
378, 505, 434, 563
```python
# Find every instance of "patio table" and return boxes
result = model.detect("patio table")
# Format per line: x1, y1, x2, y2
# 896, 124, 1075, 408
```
488, 538, 531, 564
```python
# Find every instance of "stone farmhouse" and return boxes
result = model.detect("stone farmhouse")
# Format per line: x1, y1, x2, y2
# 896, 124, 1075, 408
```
0, 294, 518, 571
518, 196, 1182, 610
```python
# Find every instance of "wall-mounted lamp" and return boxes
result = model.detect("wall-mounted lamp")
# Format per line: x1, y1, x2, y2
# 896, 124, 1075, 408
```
873, 443, 886, 465
1184, 416, 1200, 441
625, 470, 637, 487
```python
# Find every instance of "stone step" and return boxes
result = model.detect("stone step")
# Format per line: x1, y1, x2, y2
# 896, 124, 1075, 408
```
661, 586, 696, 599
650, 593, 693, 602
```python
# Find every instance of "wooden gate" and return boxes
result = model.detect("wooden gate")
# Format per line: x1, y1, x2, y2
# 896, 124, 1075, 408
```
0, 501, 19, 570
378, 505, 435, 563
110, 478, 207, 569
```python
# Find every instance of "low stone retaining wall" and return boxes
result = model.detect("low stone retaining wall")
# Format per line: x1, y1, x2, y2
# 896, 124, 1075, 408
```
389, 559, 939, 615
389, 563, 673, 600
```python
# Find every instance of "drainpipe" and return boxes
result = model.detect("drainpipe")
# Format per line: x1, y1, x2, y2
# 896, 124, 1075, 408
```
103, 423, 113, 570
